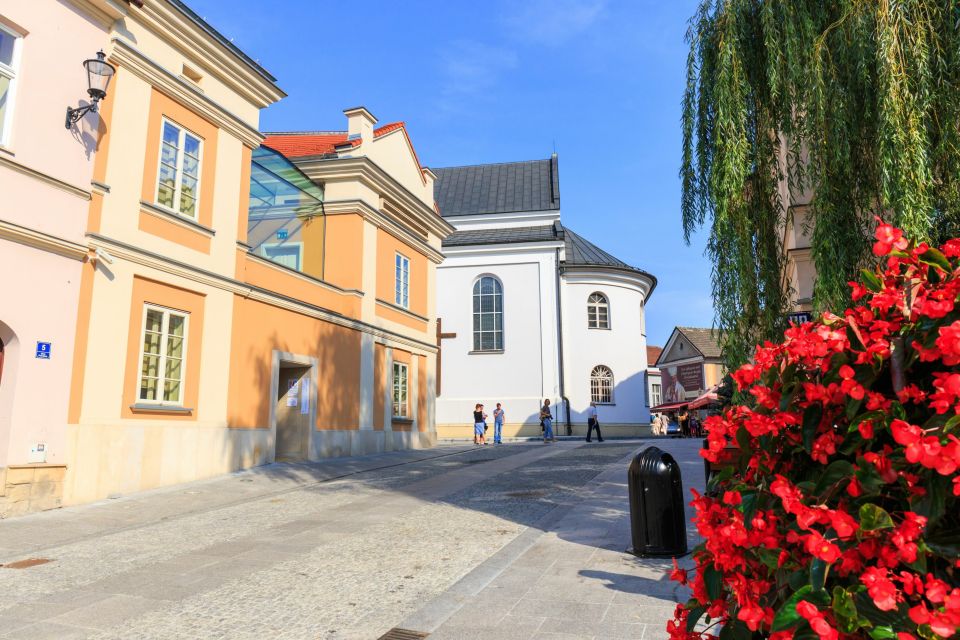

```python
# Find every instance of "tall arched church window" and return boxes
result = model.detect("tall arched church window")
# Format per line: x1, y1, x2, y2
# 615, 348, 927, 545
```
472, 276, 503, 351
587, 292, 609, 329
590, 365, 614, 404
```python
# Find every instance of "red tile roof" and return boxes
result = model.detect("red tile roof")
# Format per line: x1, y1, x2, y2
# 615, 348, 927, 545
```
647, 346, 663, 367
263, 122, 406, 159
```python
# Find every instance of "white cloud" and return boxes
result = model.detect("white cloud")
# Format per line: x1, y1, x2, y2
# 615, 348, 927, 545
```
502, 0, 607, 45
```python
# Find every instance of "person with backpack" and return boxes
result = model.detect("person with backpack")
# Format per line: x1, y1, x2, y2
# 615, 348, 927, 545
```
540, 399, 555, 443
492, 403, 505, 444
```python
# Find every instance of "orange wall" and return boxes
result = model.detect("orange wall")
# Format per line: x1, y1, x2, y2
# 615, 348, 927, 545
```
375, 301, 428, 332
122, 277, 207, 420
417, 354, 427, 432
236, 145, 252, 244
141, 89, 219, 230
323, 214, 364, 291
138, 209, 212, 253
374, 343, 385, 430
227, 296, 361, 431
375, 228, 427, 317
67, 258, 97, 424
243, 255, 361, 319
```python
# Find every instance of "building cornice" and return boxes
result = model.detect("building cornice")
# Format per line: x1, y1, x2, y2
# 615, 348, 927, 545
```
87, 233, 438, 354
109, 38, 265, 149
440, 240, 565, 258
560, 266, 656, 299
322, 198, 446, 264
133, 1, 285, 107
0, 219, 88, 261
0, 154, 91, 201
293, 156, 455, 240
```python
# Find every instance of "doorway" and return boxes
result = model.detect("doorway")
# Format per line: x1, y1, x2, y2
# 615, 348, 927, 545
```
275, 364, 311, 462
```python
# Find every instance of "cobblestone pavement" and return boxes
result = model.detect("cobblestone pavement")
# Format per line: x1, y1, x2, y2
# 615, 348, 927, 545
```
0, 438, 703, 639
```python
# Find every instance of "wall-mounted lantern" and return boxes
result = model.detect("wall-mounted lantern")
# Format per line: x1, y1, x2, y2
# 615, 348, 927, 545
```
64, 50, 115, 129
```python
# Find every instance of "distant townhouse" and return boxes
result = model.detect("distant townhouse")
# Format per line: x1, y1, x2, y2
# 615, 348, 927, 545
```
0, 0, 452, 514
653, 327, 726, 411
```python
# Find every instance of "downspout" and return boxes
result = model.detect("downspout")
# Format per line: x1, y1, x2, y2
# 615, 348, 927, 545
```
555, 248, 571, 435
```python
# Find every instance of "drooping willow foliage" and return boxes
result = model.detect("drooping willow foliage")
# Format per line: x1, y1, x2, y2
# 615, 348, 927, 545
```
682, 0, 960, 367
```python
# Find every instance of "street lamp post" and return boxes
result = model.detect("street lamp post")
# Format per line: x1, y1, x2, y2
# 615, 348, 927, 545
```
64, 50, 115, 129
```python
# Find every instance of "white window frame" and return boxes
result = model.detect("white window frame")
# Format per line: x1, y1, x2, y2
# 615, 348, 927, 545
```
650, 382, 662, 407
0, 22, 24, 147
472, 275, 504, 352
392, 362, 408, 418
154, 117, 203, 219
395, 253, 410, 308
136, 304, 189, 406
587, 292, 610, 329
261, 242, 303, 271
590, 365, 615, 404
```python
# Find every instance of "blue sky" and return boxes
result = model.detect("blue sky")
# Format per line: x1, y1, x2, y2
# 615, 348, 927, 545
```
187, 0, 711, 347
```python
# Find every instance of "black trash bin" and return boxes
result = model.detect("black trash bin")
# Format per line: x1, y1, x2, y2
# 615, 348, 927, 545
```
628, 446, 688, 556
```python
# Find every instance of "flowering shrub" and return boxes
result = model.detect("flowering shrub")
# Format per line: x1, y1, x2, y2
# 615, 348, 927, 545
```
668, 222, 960, 639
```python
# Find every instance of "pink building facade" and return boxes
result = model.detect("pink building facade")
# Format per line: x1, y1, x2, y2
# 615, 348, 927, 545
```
0, 0, 110, 516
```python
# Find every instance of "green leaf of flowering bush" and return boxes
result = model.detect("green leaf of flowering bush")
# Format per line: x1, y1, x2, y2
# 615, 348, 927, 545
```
832, 587, 859, 634
918, 247, 952, 272
859, 504, 894, 531
772, 586, 830, 631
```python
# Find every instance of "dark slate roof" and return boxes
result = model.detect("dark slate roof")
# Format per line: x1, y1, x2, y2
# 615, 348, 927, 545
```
432, 156, 560, 217
442, 223, 563, 247
563, 229, 637, 270
677, 327, 723, 359
562, 228, 658, 295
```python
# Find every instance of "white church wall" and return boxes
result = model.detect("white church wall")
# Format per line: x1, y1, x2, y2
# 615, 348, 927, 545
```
561, 274, 650, 428
436, 245, 561, 430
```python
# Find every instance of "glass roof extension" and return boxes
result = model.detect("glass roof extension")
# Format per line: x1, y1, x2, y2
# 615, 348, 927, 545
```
248, 145, 325, 277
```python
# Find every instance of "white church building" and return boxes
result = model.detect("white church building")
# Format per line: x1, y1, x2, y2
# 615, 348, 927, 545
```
432, 155, 658, 438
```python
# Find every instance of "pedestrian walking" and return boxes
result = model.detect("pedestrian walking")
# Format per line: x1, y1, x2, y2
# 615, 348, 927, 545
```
473, 403, 487, 445
585, 401, 604, 442
540, 399, 555, 442
651, 413, 663, 435
492, 403, 505, 444
679, 409, 690, 438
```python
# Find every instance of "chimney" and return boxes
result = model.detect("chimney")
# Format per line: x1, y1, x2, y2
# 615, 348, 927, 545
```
344, 106, 377, 146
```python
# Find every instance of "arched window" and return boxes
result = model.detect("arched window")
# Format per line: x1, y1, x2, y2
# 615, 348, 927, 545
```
587, 292, 609, 329
473, 276, 503, 351
590, 365, 614, 404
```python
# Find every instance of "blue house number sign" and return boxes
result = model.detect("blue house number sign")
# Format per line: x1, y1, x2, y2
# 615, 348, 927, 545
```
35, 341, 51, 359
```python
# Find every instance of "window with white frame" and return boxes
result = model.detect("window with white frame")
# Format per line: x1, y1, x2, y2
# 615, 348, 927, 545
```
472, 276, 503, 351
392, 362, 408, 417
395, 253, 410, 308
156, 119, 202, 218
262, 243, 302, 271
0, 22, 23, 146
587, 292, 609, 329
138, 305, 188, 405
590, 365, 614, 404
651, 382, 662, 407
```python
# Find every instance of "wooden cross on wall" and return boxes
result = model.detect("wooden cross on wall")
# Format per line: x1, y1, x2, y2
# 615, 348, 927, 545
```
436, 318, 457, 396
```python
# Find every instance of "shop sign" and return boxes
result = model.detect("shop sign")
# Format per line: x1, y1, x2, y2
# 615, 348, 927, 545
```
661, 362, 704, 402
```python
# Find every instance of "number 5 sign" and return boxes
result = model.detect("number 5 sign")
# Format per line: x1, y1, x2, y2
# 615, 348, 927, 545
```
35, 342, 51, 359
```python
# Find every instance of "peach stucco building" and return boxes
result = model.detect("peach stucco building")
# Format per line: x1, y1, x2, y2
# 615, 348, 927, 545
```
1, 0, 452, 514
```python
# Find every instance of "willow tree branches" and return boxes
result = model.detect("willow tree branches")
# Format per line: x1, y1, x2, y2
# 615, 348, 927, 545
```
682, 0, 960, 367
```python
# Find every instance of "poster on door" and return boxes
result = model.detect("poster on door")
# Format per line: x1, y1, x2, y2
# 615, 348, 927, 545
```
661, 363, 704, 402
286, 379, 298, 407
300, 380, 310, 415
